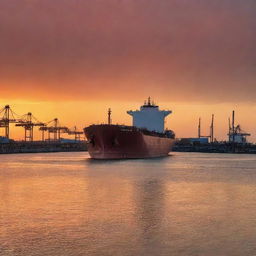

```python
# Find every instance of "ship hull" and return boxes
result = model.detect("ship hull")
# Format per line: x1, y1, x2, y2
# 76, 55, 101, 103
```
84, 125, 175, 159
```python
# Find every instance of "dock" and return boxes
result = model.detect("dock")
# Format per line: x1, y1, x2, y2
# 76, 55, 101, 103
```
0, 141, 87, 154
173, 142, 256, 154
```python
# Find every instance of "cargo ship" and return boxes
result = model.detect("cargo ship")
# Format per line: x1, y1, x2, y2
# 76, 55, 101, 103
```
84, 98, 175, 159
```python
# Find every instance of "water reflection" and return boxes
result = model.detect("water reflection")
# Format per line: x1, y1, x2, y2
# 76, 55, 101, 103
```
133, 178, 167, 255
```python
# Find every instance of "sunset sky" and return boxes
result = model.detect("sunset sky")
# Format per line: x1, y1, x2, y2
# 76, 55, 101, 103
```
0, 0, 256, 141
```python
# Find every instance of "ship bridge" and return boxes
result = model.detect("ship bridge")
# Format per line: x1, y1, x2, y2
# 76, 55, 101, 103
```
127, 97, 172, 133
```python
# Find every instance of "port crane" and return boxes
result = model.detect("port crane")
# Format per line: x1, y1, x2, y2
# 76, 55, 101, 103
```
228, 111, 250, 143
198, 114, 215, 143
68, 126, 84, 141
0, 105, 23, 139
15, 113, 45, 141
39, 118, 69, 141
0, 105, 84, 142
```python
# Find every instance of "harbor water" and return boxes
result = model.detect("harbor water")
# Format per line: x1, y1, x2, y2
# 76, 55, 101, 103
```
1, 152, 256, 256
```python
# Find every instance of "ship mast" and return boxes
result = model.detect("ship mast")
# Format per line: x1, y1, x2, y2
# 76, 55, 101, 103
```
108, 108, 112, 125
148, 97, 151, 105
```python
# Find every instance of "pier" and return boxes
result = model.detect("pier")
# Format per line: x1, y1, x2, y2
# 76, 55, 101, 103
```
0, 140, 87, 154
173, 141, 256, 154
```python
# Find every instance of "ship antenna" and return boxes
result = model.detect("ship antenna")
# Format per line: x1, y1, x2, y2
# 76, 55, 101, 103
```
108, 108, 112, 125
148, 96, 151, 105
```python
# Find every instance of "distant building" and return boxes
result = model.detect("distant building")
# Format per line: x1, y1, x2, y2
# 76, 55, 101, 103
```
228, 125, 250, 144
178, 137, 209, 145
60, 138, 81, 144
188, 137, 209, 144
0, 136, 10, 143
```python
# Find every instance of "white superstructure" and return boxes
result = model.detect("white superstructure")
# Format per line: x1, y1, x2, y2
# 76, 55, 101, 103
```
228, 125, 250, 144
127, 97, 171, 133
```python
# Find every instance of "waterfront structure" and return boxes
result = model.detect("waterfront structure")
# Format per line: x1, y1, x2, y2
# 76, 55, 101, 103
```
0, 136, 10, 143
181, 137, 209, 144
228, 111, 251, 144
228, 125, 251, 144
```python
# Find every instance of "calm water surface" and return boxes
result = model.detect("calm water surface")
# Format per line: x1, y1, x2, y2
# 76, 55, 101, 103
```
1, 152, 256, 256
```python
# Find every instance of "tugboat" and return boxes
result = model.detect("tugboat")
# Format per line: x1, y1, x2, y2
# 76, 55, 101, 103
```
84, 98, 175, 159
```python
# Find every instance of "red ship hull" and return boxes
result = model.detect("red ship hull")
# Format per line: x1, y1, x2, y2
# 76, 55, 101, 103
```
84, 124, 175, 159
